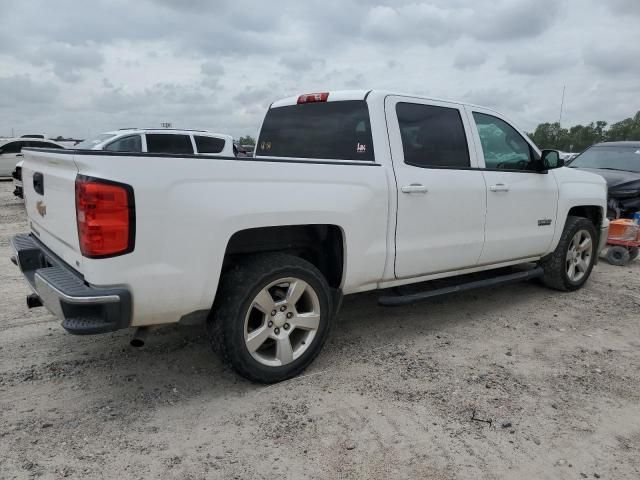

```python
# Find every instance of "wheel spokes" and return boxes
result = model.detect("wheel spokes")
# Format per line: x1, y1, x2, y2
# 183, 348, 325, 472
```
245, 276, 321, 367
276, 336, 294, 364
578, 236, 592, 253
253, 288, 276, 314
576, 258, 589, 273
246, 325, 271, 352
567, 262, 575, 279
286, 280, 308, 305
292, 312, 320, 331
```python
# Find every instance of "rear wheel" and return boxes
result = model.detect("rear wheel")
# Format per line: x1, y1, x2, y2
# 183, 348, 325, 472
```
606, 246, 630, 266
541, 216, 597, 291
629, 247, 639, 261
208, 253, 333, 383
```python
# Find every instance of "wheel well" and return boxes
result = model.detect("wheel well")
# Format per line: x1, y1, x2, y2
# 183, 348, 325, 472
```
567, 206, 603, 229
223, 225, 344, 289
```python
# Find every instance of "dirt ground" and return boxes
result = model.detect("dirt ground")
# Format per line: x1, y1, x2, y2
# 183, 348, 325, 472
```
1, 179, 639, 480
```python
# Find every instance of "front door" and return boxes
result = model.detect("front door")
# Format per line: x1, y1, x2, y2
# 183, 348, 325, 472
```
386, 96, 487, 279
467, 107, 558, 264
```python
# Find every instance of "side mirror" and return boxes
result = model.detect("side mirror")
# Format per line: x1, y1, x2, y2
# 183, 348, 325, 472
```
540, 149, 564, 169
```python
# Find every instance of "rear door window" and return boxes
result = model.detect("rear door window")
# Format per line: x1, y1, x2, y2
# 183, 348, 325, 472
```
104, 135, 143, 153
256, 100, 374, 161
396, 103, 470, 168
194, 135, 226, 154
146, 134, 194, 154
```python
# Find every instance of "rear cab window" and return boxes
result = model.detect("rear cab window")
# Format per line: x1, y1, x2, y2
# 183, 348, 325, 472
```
145, 134, 194, 154
194, 135, 226, 154
256, 100, 374, 161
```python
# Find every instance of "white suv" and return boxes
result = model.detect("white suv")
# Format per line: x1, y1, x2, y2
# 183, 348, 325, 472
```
75, 129, 235, 157
1, 137, 65, 178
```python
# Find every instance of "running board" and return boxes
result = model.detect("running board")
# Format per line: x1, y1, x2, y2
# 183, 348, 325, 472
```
378, 267, 544, 307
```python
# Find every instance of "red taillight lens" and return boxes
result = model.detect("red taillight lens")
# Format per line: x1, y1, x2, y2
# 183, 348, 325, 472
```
297, 92, 329, 104
75, 176, 135, 258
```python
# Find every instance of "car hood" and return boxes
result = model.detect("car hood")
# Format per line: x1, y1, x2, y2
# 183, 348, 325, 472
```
575, 168, 640, 197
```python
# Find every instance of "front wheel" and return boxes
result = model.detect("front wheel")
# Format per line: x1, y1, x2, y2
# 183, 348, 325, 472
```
208, 253, 333, 383
541, 216, 597, 291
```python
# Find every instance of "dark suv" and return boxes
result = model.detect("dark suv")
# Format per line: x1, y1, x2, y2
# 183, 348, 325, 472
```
568, 141, 640, 218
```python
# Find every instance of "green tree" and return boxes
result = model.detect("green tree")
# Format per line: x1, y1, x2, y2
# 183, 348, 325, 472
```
606, 112, 640, 141
529, 110, 639, 152
238, 135, 256, 146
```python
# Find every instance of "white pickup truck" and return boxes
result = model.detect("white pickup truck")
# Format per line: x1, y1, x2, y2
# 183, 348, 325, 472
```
11, 90, 608, 383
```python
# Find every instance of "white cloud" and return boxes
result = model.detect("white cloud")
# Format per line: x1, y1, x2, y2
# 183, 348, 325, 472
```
0, 0, 638, 138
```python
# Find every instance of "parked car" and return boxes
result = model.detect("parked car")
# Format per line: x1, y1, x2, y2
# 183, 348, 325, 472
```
567, 141, 640, 218
0, 137, 64, 178
75, 128, 235, 156
233, 143, 255, 157
241, 144, 255, 156
11, 90, 608, 383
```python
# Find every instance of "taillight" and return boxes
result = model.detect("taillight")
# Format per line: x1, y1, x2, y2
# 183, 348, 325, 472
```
75, 175, 135, 258
297, 92, 329, 104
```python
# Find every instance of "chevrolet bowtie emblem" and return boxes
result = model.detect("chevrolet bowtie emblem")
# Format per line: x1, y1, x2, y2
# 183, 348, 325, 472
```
36, 200, 47, 218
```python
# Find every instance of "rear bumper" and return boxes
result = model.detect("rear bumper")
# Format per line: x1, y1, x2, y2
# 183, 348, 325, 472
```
10, 233, 131, 335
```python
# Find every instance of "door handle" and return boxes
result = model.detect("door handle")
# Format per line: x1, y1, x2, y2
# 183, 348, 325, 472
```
401, 183, 428, 194
490, 184, 509, 192
16, 153, 23, 157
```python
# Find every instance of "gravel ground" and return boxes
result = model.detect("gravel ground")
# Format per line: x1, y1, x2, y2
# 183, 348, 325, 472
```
1, 179, 639, 480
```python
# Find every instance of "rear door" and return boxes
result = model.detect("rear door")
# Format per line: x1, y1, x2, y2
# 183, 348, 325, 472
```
467, 107, 558, 263
22, 149, 83, 269
386, 96, 487, 278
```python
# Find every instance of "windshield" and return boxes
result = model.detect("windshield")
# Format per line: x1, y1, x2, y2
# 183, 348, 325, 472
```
569, 145, 640, 173
75, 133, 117, 149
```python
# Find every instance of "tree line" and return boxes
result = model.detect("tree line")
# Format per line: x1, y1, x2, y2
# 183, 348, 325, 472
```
528, 110, 640, 152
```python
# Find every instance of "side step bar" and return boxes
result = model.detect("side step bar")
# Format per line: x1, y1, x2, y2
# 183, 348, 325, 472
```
378, 267, 544, 307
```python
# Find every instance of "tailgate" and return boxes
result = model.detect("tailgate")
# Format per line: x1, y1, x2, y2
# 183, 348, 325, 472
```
22, 148, 84, 272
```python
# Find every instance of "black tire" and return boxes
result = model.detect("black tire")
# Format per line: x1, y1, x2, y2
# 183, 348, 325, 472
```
207, 253, 333, 383
607, 246, 630, 266
540, 216, 597, 291
629, 247, 639, 261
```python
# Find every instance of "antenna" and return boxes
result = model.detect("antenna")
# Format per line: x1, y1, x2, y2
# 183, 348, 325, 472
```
556, 85, 566, 148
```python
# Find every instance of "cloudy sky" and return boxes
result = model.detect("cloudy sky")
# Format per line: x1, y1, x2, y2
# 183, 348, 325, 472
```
1, 0, 638, 139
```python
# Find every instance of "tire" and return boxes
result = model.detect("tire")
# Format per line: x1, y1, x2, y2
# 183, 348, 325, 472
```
540, 216, 597, 291
629, 247, 639, 261
207, 253, 333, 383
606, 246, 630, 266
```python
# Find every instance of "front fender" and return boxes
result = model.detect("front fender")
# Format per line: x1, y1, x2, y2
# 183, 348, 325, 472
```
548, 168, 608, 253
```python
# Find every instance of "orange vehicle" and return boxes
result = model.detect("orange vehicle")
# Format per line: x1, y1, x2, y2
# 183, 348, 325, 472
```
606, 219, 640, 265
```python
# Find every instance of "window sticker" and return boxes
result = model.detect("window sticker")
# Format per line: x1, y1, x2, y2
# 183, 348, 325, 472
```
357, 143, 367, 153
